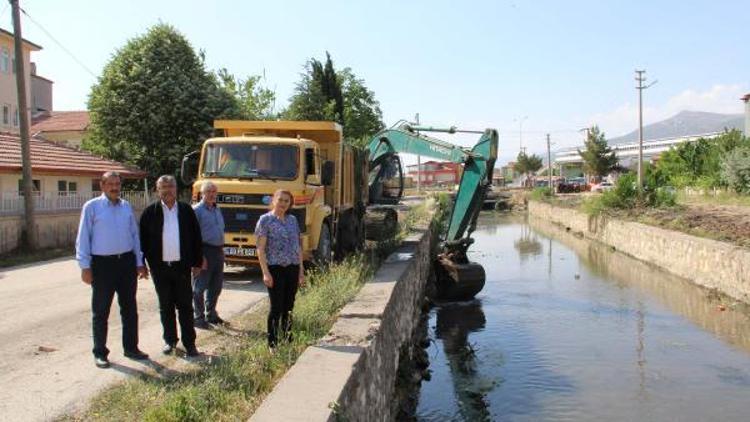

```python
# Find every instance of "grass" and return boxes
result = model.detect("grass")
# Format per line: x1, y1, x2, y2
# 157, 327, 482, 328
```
65, 203, 435, 422
676, 190, 750, 207
67, 255, 373, 422
0, 247, 73, 269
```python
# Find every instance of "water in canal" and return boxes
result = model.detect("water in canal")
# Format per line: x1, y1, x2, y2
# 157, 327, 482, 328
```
416, 213, 750, 421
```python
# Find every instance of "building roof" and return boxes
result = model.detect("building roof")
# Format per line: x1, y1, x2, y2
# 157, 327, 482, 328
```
0, 132, 146, 178
0, 27, 43, 51
742, 93, 750, 102
31, 111, 90, 133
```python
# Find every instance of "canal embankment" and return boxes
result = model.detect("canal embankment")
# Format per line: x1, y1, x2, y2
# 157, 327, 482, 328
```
251, 219, 437, 421
528, 200, 750, 304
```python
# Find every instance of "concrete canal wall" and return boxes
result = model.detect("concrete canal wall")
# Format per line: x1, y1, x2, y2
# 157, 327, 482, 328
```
528, 200, 750, 303
251, 225, 436, 421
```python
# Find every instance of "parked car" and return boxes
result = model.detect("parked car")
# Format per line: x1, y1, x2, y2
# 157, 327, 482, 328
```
591, 181, 615, 192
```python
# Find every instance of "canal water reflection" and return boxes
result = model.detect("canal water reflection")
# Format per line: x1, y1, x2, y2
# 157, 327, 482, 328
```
416, 213, 750, 421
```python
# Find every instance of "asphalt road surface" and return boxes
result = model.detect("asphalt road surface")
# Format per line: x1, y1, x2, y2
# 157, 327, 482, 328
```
0, 257, 266, 421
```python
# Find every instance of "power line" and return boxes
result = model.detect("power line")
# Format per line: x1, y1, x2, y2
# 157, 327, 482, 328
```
19, 6, 97, 78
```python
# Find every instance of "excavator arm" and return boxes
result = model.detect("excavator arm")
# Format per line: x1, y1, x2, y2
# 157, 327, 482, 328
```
367, 123, 499, 300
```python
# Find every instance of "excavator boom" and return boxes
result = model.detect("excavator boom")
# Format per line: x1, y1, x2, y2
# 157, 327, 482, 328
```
366, 123, 499, 301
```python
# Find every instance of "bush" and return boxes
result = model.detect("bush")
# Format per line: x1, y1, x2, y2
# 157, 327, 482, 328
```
529, 187, 553, 201
720, 145, 750, 194
583, 172, 675, 214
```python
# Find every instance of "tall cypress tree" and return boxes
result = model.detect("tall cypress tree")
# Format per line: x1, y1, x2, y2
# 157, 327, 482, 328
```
578, 126, 618, 178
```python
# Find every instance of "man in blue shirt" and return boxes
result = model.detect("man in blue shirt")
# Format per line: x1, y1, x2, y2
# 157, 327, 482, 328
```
76, 171, 149, 368
192, 181, 226, 329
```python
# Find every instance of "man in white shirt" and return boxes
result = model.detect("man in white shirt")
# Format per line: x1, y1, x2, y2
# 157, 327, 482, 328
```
139, 175, 203, 357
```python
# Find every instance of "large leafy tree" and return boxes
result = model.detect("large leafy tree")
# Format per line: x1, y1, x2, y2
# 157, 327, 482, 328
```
216, 68, 277, 120
285, 52, 383, 144
85, 24, 234, 181
578, 126, 617, 179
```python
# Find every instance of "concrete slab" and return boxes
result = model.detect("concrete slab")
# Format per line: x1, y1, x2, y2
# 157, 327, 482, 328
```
249, 345, 364, 422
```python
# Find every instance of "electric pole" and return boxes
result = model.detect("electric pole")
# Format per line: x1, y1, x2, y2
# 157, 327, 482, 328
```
546, 134, 553, 195
11, 0, 37, 250
415, 113, 420, 193
635, 69, 657, 189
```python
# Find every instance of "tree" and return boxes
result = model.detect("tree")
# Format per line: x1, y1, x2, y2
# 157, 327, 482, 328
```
285, 52, 383, 145
578, 126, 617, 179
721, 145, 750, 194
514, 151, 543, 186
85, 24, 234, 182
215, 69, 276, 120
339, 68, 384, 145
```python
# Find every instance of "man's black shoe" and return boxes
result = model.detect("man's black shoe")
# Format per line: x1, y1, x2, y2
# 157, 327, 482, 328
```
185, 346, 201, 357
124, 349, 149, 360
207, 316, 226, 325
162, 343, 176, 355
94, 356, 110, 369
194, 319, 210, 330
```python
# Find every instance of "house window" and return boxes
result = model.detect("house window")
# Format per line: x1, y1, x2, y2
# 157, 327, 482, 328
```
58, 180, 78, 195
91, 179, 100, 193
2, 105, 8, 125
13, 107, 18, 127
18, 179, 41, 194
0, 47, 9, 73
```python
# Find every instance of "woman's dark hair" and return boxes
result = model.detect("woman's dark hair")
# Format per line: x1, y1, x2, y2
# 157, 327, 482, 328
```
271, 189, 294, 215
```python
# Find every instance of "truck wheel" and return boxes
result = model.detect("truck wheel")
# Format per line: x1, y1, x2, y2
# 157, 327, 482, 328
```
313, 222, 332, 267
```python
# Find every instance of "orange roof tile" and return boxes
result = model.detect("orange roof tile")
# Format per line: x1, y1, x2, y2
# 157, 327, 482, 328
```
31, 111, 90, 133
0, 132, 146, 178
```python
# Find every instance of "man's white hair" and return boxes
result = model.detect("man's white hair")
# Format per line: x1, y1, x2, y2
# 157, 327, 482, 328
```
156, 175, 176, 187
200, 180, 217, 193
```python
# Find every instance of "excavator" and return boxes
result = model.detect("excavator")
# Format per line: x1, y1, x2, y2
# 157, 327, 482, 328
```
366, 122, 498, 301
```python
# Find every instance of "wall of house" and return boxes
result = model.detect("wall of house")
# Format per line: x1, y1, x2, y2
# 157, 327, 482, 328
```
0, 173, 97, 194
0, 34, 35, 133
31, 74, 53, 113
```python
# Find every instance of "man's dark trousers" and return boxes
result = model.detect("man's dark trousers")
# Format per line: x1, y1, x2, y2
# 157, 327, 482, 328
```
193, 244, 224, 322
151, 263, 196, 348
91, 252, 138, 358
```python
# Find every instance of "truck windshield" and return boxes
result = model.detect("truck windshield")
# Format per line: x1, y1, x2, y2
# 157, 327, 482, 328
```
202, 143, 299, 179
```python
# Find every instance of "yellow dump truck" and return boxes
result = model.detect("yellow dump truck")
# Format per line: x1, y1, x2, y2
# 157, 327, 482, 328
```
181, 120, 368, 266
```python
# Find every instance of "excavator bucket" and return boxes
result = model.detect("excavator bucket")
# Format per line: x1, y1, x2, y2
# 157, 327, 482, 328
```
434, 254, 486, 301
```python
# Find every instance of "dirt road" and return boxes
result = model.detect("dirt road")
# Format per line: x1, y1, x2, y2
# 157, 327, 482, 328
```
0, 257, 266, 421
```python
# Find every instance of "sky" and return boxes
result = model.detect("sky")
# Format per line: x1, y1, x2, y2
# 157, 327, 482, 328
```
1, 0, 748, 165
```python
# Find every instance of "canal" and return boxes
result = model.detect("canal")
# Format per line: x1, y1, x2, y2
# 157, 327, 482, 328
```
415, 213, 750, 421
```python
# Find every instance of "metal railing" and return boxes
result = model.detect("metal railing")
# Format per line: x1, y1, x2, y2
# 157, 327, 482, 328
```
0, 191, 155, 215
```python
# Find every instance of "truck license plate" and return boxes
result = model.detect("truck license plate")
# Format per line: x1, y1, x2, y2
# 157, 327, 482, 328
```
224, 247, 256, 257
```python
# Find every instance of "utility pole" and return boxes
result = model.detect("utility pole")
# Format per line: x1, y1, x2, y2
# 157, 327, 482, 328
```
11, 0, 36, 250
515, 115, 528, 152
415, 113, 420, 193
546, 134, 553, 195
635, 69, 657, 189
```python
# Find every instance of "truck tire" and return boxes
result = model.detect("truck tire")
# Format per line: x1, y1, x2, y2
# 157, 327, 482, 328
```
313, 222, 332, 267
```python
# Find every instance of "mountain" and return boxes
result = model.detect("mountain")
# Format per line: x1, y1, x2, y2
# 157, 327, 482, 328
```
609, 111, 744, 144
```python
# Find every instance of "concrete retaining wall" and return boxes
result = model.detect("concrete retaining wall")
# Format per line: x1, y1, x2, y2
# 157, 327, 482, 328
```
528, 200, 750, 303
251, 225, 435, 422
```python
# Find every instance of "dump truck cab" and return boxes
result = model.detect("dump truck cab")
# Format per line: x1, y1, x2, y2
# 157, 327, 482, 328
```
183, 120, 366, 266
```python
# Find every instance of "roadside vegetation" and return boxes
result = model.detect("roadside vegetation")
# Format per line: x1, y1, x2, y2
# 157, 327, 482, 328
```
64, 204, 435, 422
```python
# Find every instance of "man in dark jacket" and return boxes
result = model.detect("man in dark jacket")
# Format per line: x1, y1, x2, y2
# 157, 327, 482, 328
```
140, 175, 203, 357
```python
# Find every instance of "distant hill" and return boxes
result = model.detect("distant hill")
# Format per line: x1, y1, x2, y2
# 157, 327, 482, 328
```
609, 111, 744, 144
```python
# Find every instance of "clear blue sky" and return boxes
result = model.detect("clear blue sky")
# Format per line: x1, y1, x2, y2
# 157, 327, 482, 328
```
2, 0, 747, 164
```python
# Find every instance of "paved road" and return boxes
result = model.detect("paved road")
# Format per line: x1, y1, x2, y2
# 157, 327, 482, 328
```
0, 257, 266, 421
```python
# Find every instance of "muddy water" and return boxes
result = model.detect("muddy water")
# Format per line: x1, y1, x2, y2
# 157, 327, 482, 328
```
416, 214, 750, 421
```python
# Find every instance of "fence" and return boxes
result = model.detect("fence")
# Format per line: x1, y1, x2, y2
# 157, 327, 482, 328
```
0, 191, 155, 215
